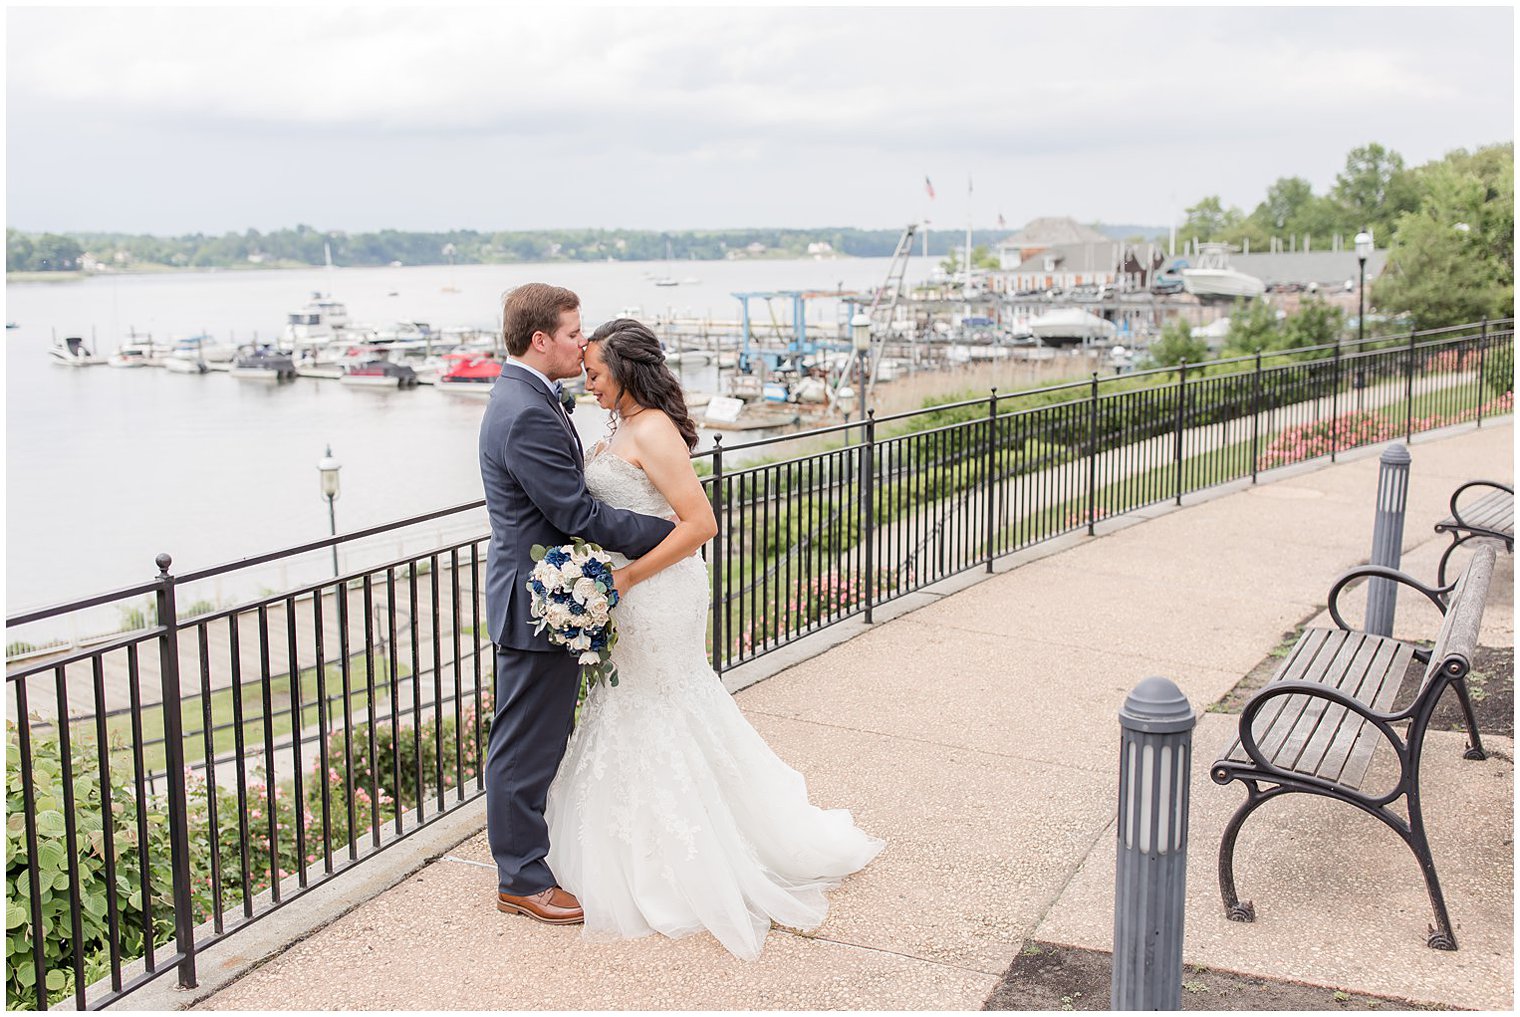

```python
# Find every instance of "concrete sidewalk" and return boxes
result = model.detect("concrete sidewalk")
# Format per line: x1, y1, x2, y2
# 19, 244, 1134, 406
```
173, 422, 1512, 1011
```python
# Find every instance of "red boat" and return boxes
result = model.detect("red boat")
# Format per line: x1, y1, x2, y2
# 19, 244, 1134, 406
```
437, 351, 502, 392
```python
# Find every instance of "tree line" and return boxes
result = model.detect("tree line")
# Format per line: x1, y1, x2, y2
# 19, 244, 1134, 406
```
5, 225, 1015, 273
1176, 141, 1512, 330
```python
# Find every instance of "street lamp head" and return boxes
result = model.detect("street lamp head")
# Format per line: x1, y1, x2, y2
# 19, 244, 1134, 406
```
850, 312, 872, 352
318, 444, 341, 500
1354, 230, 1374, 262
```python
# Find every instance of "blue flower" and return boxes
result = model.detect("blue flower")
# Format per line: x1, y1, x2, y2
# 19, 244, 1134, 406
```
545, 547, 571, 567
580, 559, 604, 579
569, 601, 585, 615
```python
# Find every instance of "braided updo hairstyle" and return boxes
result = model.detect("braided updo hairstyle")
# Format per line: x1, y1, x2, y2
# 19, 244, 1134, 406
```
587, 318, 699, 451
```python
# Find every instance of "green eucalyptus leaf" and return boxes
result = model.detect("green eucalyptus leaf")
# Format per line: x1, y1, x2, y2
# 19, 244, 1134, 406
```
530, 544, 547, 561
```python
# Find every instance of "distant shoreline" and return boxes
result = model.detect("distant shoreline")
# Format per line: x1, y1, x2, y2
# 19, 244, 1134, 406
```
5, 251, 869, 284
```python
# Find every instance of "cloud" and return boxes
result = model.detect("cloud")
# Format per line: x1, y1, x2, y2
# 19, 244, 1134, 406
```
6, 6, 1512, 232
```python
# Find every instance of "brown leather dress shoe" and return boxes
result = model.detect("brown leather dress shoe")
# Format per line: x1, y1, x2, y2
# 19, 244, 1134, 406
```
496, 886, 584, 925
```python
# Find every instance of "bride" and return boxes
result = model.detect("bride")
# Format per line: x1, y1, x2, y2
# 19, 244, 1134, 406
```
545, 318, 883, 960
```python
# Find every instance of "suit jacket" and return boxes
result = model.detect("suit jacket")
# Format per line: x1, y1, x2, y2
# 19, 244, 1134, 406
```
479, 361, 675, 650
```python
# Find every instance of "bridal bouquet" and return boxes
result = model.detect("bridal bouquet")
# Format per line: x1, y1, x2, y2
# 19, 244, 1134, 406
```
526, 538, 621, 689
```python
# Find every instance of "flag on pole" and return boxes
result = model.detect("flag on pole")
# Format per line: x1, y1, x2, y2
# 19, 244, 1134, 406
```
997, 212, 1006, 228
968, 174, 974, 196
924, 176, 935, 200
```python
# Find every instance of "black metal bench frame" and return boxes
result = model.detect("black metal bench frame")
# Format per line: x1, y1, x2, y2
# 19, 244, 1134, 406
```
1435, 480, 1513, 588
1211, 545, 1495, 950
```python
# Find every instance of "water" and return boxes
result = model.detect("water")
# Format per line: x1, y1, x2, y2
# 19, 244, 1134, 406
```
6, 257, 931, 616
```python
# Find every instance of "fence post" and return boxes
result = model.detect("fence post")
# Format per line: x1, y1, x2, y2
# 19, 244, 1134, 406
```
1174, 360, 1187, 506
863, 411, 876, 623
986, 389, 999, 571
1366, 444, 1411, 637
1087, 373, 1099, 536
1405, 329, 1418, 441
152, 554, 198, 989
1113, 676, 1195, 1011
1250, 352, 1262, 485
709, 438, 725, 677
1477, 319, 1488, 427
1330, 340, 1342, 463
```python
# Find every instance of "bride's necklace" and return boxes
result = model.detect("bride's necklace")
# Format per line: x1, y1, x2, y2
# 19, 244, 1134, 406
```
605, 400, 646, 441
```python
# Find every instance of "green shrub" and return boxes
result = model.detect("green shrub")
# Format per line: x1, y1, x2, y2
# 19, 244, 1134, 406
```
1483, 340, 1514, 396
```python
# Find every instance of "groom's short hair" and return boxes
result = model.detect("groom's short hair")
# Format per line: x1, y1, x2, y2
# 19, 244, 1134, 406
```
502, 283, 580, 356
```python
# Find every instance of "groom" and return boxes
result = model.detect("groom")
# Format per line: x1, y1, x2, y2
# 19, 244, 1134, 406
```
479, 283, 674, 923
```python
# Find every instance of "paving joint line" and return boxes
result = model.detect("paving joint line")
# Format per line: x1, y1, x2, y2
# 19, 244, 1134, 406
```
440, 855, 495, 870
771, 928, 1007, 978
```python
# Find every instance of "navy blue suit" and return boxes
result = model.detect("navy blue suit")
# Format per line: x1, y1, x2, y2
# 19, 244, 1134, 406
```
478, 362, 673, 895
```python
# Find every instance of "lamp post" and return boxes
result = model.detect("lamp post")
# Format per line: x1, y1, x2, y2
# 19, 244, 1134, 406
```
317, 445, 341, 577
1353, 230, 1373, 408
851, 311, 872, 422
1354, 230, 1373, 345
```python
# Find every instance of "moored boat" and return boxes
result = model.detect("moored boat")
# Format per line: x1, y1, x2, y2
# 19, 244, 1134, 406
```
435, 351, 502, 393
231, 347, 298, 382
341, 359, 419, 389
49, 335, 103, 367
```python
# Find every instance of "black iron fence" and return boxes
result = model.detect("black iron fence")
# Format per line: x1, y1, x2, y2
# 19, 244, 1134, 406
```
5, 318, 1512, 1008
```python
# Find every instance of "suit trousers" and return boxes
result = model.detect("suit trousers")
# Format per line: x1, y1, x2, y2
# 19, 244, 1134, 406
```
486, 644, 580, 895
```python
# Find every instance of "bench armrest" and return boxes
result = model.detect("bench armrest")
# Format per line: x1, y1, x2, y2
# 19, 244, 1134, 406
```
1234, 679, 1406, 776
1450, 480, 1514, 526
1326, 565, 1451, 632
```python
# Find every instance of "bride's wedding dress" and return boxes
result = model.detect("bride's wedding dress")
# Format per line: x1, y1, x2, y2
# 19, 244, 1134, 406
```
545, 447, 883, 960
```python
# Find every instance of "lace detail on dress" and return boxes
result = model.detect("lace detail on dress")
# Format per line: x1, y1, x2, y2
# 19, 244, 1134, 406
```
546, 449, 883, 960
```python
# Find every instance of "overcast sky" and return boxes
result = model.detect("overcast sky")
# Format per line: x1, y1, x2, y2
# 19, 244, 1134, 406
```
6, 4, 1514, 236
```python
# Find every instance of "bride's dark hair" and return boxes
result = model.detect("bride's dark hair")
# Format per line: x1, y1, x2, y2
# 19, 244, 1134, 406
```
587, 318, 699, 451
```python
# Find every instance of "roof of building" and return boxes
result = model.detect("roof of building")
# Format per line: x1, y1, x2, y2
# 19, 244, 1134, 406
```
998, 217, 1111, 249
1000, 240, 1124, 274
1231, 250, 1389, 285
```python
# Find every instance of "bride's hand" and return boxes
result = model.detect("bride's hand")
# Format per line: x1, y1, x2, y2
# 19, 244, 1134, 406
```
611, 567, 632, 600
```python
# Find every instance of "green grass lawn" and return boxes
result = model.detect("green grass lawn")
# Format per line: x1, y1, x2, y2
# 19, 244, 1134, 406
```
77, 654, 403, 774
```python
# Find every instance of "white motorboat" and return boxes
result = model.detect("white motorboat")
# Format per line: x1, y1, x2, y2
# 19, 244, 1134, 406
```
108, 346, 152, 368
164, 335, 211, 374
282, 291, 352, 345
1028, 308, 1118, 345
49, 335, 103, 366
1181, 244, 1266, 302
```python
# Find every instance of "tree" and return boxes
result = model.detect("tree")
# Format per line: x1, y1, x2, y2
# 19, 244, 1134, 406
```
1330, 142, 1419, 240
1373, 143, 1514, 330
1279, 299, 1345, 352
6, 229, 35, 272
1179, 196, 1244, 243
1146, 318, 1210, 367
28, 233, 83, 271
1220, 297, 1282, 357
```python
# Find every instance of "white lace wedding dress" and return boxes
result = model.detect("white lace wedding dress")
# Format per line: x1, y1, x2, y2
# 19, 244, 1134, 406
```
545, 447, 884, 960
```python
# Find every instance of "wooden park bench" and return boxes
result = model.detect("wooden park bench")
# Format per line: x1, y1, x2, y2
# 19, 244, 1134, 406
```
1211, 544, 1496, 950
1435, 480, 1513, 587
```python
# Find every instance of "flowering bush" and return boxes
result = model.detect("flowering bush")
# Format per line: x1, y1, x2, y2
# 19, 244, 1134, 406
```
1256, 393, 1514, 471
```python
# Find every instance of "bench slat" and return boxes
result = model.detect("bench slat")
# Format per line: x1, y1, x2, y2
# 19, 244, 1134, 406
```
1312, 640, 1414, 788
1219, 629, 1335, 764
1219, 630, 1412, 791
1260, 632, 1379, 767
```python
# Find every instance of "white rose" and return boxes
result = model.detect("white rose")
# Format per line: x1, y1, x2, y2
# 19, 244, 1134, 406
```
572, 577, 600, 604
560, 560, 582, 580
